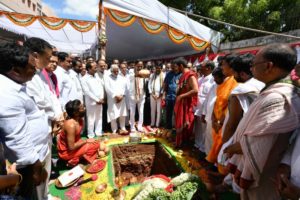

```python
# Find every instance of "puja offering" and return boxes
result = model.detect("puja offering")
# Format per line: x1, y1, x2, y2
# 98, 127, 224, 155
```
129, 132, 142, 143
95, 183, 107, 193
86, 159, 106, 174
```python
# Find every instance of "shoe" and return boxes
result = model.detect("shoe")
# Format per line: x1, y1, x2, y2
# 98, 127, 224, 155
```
144, 126, 153, 132
119, 129, 129, 135
95, 132, 103, 137
87, 134, 95, 139
137, 127, 145, 132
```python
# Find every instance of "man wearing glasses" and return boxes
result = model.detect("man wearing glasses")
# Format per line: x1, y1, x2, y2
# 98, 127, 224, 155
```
225, 44, 300, 200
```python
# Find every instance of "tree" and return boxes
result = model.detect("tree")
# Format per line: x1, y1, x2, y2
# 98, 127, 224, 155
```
159, 0, 300, 42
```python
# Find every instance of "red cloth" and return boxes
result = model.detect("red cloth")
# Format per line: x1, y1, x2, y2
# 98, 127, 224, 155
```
57, 120, 100, 165
198, 53, 218, 63
174, 71, 198, 146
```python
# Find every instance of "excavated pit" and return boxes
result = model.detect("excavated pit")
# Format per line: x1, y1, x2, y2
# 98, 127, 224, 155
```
112, 142, 182, 186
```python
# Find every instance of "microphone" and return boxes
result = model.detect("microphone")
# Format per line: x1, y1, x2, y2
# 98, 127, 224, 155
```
74, 174, 98, 186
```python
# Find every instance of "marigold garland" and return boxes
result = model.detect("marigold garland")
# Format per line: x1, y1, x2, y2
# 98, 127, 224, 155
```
0, 11, 96, 32
167, 27, 187, 44
105, 8, 136, 27
188, 36, 209, 51
69, 21, 96, 32
139, 18, 165, 34
39, 17, 67, 30
5, 13, 36, 26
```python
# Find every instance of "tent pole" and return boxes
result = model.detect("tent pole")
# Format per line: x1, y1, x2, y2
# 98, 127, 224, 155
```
98, 0, 107, 61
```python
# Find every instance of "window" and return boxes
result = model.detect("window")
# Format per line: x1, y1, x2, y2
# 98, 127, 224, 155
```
28, 0, 31, 8
32, 3, 36, 11
37, 3, 42, 15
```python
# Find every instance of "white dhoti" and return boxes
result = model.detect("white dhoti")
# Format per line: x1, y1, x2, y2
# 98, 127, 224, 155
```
105, 74, 128, 133
194, 116, 207, 152
86, 103, 103, 138
150, 96, 162, 127
129, 97, 145, 131
107, 97, 127, 133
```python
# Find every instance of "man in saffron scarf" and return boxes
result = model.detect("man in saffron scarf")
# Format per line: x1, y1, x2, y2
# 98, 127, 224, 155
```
206, 54, 238, 164
173, 57, 198, 147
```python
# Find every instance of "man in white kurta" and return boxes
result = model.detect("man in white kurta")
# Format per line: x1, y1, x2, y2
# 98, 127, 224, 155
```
69, 59, 84, 103
81, 61, 105, 138
127, 61, 149, 132
105, 65, 128, 134
0, 41, 49, 199
24, 38, 62, 200
148, 64, 164, 127
202, 67, 225, 155
55, 52, 80, 110
194, 61, 215, 152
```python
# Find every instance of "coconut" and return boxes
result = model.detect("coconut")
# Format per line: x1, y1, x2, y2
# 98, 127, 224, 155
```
98, 151, 106, 158
104, 146, 109, 154
99, 143, 106, 151
95, 183, 107, 193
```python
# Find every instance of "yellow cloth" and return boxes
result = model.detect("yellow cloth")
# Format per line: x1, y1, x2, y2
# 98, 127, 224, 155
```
206, 76, 237, 164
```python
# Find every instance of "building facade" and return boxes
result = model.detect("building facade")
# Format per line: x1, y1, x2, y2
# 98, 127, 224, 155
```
0, 0, 56, 17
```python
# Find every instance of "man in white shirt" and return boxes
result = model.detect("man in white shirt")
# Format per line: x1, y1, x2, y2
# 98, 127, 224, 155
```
40, 52, 64, 136
25, 39, 63, 132
0, 41, 48, 199
120, 62, 130, 126
69, 59, 84, 103
55, 52, 79, 110
148, 63, 164, 128
97, 59, 108, 83
105, 64, 128, 134
127, 61, 150, 132
81, 61, 105, 138
214, 54, 264, 193
97, 59, 110, 132
194, 61, 215, 153
202, 67, 226, 155
24, 37, 63, 200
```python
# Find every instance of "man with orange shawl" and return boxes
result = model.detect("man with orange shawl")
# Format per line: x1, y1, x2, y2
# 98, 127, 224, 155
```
173, 57, 198, 147
206, 54, 238, 164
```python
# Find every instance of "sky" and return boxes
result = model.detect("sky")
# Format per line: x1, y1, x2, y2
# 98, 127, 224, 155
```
43, 0, 99, 21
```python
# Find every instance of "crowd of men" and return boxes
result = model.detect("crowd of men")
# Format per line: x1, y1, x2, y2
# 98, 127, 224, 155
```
0, 36, 300, 200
